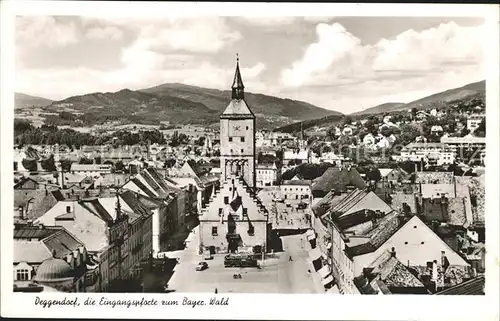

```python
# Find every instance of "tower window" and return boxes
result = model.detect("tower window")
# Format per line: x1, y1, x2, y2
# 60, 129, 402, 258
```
241, 137, 245, 142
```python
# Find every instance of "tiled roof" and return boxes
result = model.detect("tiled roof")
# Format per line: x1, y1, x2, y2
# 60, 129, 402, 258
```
311, 167, 366, 194
311, 190, 347, 218
42, 229, 84, 259
79, 199, 114, 223
435, 276, 485, 295
415, 172, 454, 184
447, 198, 468, 226
368, 250, 426, 289
14, 177, 39, 189
346, 211, 403, 257
51, 190, 65, 201
14, 225, 62, 239
130, 177, 157, 198
200, 174, 220, 185
455, 176, 485, 226
70, 164, 112, 172
14, 226, 84, 263
410, 264, 472, 288
390, 193, 417, 213
141, 171, 167, 197
146, 168, 171, 192
14, 240, 52, 263
221, 99, 255, 117
282, 179, 312, 186
120, 190, 152, 218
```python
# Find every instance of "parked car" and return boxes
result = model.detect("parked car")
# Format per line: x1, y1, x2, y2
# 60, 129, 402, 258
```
196, 262, 208, 271
203, 250, 213, 260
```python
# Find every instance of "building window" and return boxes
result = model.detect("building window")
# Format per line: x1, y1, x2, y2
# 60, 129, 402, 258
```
246, 126, 249, 130
241, 137, 245, 142
243, 208, 248, 217
230, 149, 233, 152
224, 196, 229, 204
212, 226, 218, 236
218, 208, 223, 215
248, 226, 254, 236
229, 137, 233, 142
241, 149, 244, 153
16, 269, 30, 281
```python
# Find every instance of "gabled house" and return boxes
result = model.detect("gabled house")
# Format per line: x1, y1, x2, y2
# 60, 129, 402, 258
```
354, 249, 430, 294
13, 224, 90, 292
351, 215, 470, 278
311, 166, 366, 198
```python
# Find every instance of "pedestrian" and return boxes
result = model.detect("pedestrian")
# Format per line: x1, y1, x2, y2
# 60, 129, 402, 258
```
289, 256, 293, 262
215, 288, 218, 294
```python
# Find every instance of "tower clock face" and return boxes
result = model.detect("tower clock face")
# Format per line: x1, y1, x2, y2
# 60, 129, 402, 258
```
230, 124, 243, 135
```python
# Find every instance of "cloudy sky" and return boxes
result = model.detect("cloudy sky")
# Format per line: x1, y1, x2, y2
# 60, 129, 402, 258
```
15, 16, 486, 114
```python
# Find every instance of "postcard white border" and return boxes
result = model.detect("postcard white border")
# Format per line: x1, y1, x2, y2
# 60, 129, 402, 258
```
1, 2, 499, 320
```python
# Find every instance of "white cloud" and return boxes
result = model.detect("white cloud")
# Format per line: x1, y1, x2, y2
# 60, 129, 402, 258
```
85, 26, 124, 41
15, 58, 267, 101
280, 21, 485, 111
235, 17, 297, 26
16, 16, 78, 48
234, 16, 334, 26
281, 23, 362, 87
83, 17, 241, 54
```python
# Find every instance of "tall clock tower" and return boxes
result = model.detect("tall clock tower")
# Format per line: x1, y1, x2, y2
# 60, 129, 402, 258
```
220, 56, 256, 188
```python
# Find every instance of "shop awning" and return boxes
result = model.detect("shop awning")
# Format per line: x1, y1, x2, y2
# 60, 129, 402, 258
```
327, 284, 340, 294
309, 247, 322, 261
306, 230, 316, 241
322, 274, 334, 286
318, 265, 331, 278
312, 258, 322, 271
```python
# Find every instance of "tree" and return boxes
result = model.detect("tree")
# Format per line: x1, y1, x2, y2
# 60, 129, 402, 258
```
475, 118, 485, 137
22, 159, 38, 172
196, 136, 206, 146
411, 108, 418, 119
366, 167, 382, 182
79, 157, 93, 164
115, 160, 125, 172
41, 155, 57, 172
163, 158, 176, 168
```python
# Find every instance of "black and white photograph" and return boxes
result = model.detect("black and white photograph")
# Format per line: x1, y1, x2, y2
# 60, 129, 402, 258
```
1, 2, 499, 320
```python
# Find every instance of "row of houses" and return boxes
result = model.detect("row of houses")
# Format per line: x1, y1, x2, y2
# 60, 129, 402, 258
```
302, 166, 485, 294
13, 164, 221, 292
396, 135, 486, 166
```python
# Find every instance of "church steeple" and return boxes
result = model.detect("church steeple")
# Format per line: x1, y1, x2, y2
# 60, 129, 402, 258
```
231, 54, 245, 100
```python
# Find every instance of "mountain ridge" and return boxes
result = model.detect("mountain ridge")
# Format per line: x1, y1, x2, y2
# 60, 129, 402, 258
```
15, 93, 54, 108
33, 83, 341, 129
351, 80, 485, 116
